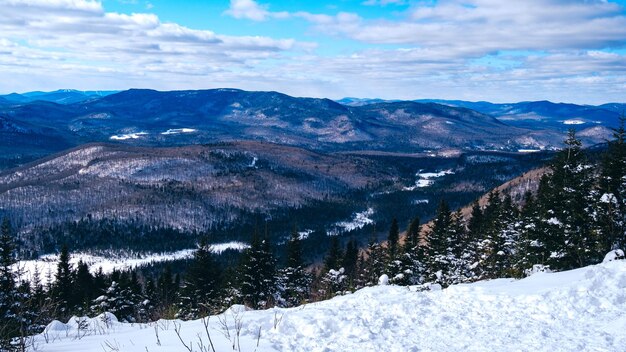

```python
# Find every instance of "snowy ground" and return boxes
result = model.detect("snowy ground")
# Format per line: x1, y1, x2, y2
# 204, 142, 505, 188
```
403, 169, 454, 190
328, 208, 374, 236
28, 259, 626, 352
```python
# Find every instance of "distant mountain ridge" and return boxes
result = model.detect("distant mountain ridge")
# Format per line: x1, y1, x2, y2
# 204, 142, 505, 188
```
0, 89, 119, 105
339, 97, 623, 130
0, 88, 616, 170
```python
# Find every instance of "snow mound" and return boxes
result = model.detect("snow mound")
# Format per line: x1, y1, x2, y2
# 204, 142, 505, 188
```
30, 261, 626, 351
603, 249, 624, 263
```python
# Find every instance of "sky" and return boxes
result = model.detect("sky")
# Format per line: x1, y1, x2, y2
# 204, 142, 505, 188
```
1, 0, 626, 103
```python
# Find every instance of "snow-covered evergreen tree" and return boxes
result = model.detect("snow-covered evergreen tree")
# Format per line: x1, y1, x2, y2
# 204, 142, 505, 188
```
276, 229, 311, 307
424, 201, 468, 286
177, 238, 222, 319
239, 229, 277, 309
0, 218, 20, 350
596, 117, 626, 252
91, 280, 135, 322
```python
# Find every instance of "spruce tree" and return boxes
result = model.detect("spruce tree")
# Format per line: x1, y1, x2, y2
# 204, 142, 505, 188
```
425, 200, 457, 286
342, 238, 359, 287
239, 229, 277, 309
597, 116, 626, 252
52, 245, 74, 317
0, 218, 19, 350
276, 228, 311, 307
387, 218, 400, 259
177, 238, 222, 319
397, 216, 426, 285
545, 130, 597, 269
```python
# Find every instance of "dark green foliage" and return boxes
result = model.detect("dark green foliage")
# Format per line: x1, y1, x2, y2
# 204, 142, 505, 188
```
177, 238, 222, 319
276, 228, 311, 307
597, 116, 626, 252
387, 218, 400, 259
52, 245, 73, 318
0, 218, 19, 350
238, 229, 277, 309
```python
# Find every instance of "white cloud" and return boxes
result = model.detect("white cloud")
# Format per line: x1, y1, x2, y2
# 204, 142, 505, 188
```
303, 0, 626, 56
362, 0, 406, 6
224, 0, 289, 21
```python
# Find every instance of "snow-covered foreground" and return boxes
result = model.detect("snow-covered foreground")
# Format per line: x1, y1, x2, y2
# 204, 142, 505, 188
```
29, 259, 626, 351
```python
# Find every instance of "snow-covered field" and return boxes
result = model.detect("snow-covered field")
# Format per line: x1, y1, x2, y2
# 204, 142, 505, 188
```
110, 132, 148, 140
404, 169, 454, 190
15, 242, 250, 281
161, 128, 197, 135
29, 259, 626, 351
328, 208, 374, 236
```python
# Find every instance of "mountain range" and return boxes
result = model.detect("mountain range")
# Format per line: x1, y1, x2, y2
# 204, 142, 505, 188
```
0, 89, 619, 170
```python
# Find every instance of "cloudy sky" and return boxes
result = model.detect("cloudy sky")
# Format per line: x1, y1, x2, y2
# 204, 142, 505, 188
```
1, 0, 626, 103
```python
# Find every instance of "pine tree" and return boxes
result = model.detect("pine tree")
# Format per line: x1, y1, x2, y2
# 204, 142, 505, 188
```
0, 218, 19, 350
387, 218, 400, 259
239, 229, 277, 309
513, 192, 549, 276
464, 201, 484, 280
358, 232, 387, 287
319, 236, 346, 298
322, 236, 343, 273
91, 280, 135, 322
597, 116, 626, 252
424, 200, 463, 286
276, 228, 311, 307
177, 238, 222, 319
73, 261, 94, 314
396, 216, 426, 285
52, 245, 74, 317
544, 130, 597, 269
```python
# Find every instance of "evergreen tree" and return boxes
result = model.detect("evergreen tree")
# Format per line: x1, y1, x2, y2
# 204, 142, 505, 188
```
425, 200, 466, 286
52, 245, 74, 317
543, 130, 597, 269
276, 228, 311, 307
387, 218, 400, 259
91, 280, 135, 322
322, 236, 344, 273
0, 218, 19, 350
597, 116, 626, 252
319, 236, 347, 298
342, 238, 359, 287
73, 261, 94, 314
405, 216, 421, 252
177, 238, 222, 319
239, 229, 277, 309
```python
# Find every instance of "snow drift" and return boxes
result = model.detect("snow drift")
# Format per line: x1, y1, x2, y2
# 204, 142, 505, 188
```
30, 259, 626, 351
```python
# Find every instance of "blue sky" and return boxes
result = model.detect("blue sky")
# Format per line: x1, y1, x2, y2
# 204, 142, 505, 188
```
1, 0, 626, 103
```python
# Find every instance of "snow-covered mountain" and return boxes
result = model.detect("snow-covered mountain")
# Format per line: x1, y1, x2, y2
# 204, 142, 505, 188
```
29, 256, 626, 351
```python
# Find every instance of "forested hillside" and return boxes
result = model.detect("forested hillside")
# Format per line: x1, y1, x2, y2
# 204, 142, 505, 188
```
2, 126, 624, 350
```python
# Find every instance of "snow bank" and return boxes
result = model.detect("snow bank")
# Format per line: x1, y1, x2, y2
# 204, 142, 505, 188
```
30, 260, 626, 351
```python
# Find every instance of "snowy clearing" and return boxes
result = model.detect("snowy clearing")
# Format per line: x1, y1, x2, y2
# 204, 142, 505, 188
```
161, 128, 197, 135
328, 208, 374, 236
15, 242, 249, 282
404, 169, 454, 190
563, 119, 586, 125
29, 260, 626, 351
109, 132, 148, 140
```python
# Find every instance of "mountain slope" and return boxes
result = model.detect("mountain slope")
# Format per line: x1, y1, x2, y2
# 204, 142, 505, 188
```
0, 141, 394, 234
